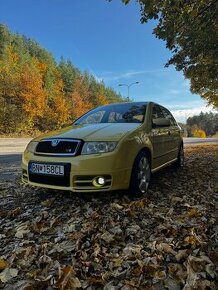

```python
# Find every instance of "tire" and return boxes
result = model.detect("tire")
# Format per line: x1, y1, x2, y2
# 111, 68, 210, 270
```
129, 151, 151, 197
174, 145, 184, 168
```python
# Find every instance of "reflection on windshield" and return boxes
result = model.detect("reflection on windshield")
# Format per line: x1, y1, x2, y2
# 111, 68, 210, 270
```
74, 103, 147, 125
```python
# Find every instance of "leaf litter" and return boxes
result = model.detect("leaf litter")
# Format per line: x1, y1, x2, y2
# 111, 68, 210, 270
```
0, 144, 217, 289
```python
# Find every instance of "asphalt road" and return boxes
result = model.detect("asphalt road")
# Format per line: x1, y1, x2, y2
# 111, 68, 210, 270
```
0, 154, 22, 182
183, 137, 218, 144
0, 137, 217, 182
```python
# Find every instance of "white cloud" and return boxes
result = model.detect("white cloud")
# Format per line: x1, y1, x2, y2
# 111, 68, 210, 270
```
100, 68, 166, 82
171, 105, 217, 123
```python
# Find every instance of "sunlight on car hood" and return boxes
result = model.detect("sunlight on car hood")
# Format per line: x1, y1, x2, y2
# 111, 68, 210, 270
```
34, 123, 141, 142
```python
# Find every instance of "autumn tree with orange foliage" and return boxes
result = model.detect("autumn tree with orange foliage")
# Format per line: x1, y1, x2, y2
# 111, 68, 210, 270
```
40, 75, 70, 131
0, 45, 20, 100
0, 24, 124, 135
68, 77, 93, 120
0, 45, 23, 133
19, 63, 47, 126
192, 129, 206, 138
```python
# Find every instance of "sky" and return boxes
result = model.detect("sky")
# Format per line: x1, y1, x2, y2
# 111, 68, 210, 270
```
0, 0, 216, 122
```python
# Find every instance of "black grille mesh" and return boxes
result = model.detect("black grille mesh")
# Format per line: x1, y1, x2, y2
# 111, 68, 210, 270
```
36, 139, 80, 155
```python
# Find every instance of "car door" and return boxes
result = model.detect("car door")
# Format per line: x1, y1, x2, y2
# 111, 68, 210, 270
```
160, 106, 180, 161
151, 104, 170, 169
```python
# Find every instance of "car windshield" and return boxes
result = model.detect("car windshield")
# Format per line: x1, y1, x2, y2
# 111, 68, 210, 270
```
74, 102, 147, 125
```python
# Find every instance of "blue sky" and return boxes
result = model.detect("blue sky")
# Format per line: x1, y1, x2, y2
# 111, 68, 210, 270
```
0, 0, 215, 122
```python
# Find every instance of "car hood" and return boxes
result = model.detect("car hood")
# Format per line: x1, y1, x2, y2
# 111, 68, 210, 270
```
34, 123, 141, 142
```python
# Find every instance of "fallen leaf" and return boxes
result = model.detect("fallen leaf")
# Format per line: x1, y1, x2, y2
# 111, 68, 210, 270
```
0, 268, 18, 283
175, 249, 189, 261
0, 259, 8, 270
57, 265, 74, 290
15, 223, 30, 238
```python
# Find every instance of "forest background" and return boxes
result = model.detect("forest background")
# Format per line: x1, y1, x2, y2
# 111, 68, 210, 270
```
0, 24, 124, 136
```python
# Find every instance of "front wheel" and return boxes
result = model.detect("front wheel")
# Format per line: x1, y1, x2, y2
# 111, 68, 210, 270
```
129, 151, 151, 197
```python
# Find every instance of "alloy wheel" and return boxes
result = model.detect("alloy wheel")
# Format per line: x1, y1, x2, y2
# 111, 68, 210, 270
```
137, 156, 151, 194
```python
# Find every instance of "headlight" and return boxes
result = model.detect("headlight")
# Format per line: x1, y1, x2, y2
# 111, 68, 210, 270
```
26, 141, 38, 153
81, 141, 117, 155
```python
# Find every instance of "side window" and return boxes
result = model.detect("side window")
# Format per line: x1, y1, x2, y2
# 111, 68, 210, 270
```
152, 105, 164, 120
161, 106, 177, 126
108, 112, 123, 122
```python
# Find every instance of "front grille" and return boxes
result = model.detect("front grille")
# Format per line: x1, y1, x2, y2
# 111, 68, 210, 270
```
35, 139, 81, 156
29, 163, 71, 187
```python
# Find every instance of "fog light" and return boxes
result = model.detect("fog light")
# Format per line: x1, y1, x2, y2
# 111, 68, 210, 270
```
97, 177, 105, 185
92, 176, 105, 187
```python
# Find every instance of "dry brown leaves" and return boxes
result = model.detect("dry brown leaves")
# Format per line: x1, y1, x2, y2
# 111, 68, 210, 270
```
0, 144, 217, 289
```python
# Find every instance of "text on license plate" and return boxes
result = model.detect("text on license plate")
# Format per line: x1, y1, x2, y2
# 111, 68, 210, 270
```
29, 163, 64, 176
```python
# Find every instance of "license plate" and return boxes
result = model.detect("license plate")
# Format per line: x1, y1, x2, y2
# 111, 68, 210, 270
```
29, 162, 64, 176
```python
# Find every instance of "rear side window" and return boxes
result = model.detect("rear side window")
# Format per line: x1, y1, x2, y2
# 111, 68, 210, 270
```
160, 106, 177, 126
152, 105, 164, 119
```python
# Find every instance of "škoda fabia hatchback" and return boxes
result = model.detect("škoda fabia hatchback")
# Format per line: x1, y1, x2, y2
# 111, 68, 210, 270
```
22, 102, 184, 196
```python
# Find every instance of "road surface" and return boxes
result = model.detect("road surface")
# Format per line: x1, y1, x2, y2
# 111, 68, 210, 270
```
0, 137, 217, 182
183, 137, 218, 144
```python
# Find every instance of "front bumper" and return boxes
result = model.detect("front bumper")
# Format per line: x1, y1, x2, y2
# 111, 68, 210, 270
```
22, 150, 132, 192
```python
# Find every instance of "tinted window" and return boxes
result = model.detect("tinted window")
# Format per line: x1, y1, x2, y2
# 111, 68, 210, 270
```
74, 103, 147, 125
152, 105, 164, 119
160, 106, 177, 126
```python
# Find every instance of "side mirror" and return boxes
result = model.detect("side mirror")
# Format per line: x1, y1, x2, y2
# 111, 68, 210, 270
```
153, 118, 171, 127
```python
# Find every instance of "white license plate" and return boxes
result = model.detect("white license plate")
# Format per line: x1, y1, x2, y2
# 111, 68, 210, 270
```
29, 163, 64, 176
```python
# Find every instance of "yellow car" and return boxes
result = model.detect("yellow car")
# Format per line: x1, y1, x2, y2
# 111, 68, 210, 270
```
22, 102, 184, 196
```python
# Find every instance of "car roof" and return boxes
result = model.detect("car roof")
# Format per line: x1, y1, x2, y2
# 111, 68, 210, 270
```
98, 101, 148, 108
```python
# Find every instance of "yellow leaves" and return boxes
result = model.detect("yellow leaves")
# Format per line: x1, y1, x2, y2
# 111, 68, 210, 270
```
192, 129, 206, 138
0, 45, 20, 98
96, 94, 109, 106
112, 258, 123, 268
57, 265, 73, 290
69, 77, 93, 119
122, 197, 148, 222
20, 63, 47, 118
187, 208, 201, 218
0, 41, 120, 134
183, 234, 201, 247
2, 44, 19, 64
32, 57, 47, 74
0, 259, 8, 270
129, 198, 147, 210
52, 93, 70, 126
57, 265, 81, 290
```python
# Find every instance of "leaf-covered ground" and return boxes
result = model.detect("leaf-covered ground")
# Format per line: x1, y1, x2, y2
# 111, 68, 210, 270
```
0, 145, 217, 290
